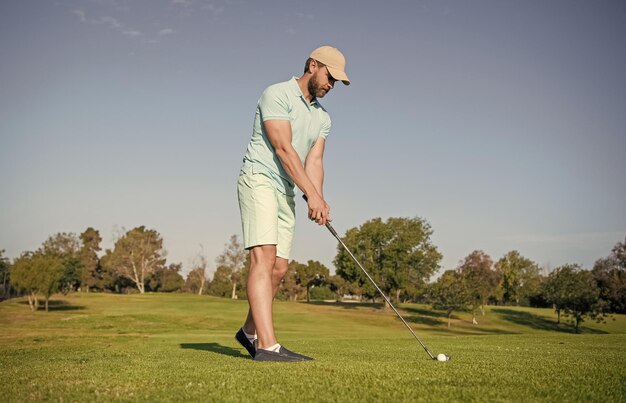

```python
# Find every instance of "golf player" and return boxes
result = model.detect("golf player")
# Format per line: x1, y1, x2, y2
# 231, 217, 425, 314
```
235, 46, 350, 362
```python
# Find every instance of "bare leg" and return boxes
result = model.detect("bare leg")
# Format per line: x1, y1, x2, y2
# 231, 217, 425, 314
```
243, 254, 289, 347
245, 245, 284, 349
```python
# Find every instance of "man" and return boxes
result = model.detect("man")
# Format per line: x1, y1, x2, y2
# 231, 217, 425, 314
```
235, 46, 350, 362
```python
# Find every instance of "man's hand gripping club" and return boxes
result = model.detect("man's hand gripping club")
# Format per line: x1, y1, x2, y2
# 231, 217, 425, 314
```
303, 194, 331, 226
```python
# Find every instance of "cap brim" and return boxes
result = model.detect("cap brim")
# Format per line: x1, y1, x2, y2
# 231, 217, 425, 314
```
327, 65, 350, 85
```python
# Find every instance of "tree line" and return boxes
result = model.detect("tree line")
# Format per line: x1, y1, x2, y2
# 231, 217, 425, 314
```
429, 250, 625, 333
1, 227, 184, 310
1, 219, 624, 334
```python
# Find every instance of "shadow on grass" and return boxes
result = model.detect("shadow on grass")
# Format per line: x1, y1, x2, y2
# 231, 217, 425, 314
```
304, 300, 385, 310
18, 300, 85, 311
402, 313, 515, 334
492, 308, 607, 334
401, 306, 449, 319
307, 301, 463, 321
458, 325, 516, 335
400, 306, 469, 328
405, 315, 442, 326
180, 343, 250, 359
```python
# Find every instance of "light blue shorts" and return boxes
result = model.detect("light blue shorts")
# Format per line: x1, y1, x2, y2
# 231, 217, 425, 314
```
237, 166, 296, 259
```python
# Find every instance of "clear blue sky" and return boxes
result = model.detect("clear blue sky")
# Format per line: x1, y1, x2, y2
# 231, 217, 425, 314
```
1, 0, 625, 277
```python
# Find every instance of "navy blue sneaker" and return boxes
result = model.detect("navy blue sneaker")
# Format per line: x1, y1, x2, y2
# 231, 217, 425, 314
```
235, 328, 256, 358
279, 346, 314, 361
254, 348, 303, 362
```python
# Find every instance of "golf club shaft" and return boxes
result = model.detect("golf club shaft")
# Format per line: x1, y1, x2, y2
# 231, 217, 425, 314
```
303, 195, 434, 358
324, 222, 434, 359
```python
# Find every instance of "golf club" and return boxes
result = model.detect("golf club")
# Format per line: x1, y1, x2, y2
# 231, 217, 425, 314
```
304, 195, 450, 361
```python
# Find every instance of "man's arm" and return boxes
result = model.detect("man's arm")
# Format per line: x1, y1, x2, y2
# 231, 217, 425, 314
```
304, 135, 326, 197
263, 120, 330, 225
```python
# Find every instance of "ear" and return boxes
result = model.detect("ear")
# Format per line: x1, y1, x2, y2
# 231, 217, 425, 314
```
309, 59, 320, 73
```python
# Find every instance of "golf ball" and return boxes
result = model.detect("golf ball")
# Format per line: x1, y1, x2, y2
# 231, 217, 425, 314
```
436, 353, 448, 362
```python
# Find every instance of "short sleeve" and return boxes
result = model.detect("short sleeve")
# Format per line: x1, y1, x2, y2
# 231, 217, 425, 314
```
258, 85, 290, 121
319, 112, 331, 140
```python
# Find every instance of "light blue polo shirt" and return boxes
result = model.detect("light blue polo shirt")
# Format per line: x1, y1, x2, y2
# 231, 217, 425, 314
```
242, 77, 331, 196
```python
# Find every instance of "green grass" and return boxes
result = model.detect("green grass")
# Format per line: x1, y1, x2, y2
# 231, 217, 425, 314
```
1, 293, 625, 402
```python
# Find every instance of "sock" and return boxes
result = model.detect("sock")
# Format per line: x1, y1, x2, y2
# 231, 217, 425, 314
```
242, 329, 257, 344
261, 343, 281, 353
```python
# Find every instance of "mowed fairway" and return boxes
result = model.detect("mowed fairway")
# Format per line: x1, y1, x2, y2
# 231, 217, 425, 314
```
1, 293, 625, 402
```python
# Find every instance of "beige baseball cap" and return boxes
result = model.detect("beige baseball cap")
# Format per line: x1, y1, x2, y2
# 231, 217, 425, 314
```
310, 46, 350, 85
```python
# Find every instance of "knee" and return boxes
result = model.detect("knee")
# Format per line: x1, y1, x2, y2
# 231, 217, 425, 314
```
250, 245, 277, 270
273, 260, 289, 280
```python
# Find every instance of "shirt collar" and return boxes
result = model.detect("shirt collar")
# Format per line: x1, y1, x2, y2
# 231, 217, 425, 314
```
289, 76, 319, 107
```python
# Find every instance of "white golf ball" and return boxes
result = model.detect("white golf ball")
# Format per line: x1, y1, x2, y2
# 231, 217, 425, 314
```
436, 353, 448, 362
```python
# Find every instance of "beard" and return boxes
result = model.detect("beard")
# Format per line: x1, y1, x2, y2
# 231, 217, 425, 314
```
308, 75, 327, 98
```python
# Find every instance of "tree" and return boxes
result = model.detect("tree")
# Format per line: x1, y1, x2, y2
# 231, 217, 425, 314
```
544, 264, 606, 332
457, 250, 500, 323
0, 249, 12, 299
495, 251, 540, 305
207, 266, 234, 297
41, 232, 82, 293
429, 270, 470, 328
543, 265, 573, 324
42, 232, 81, 256
10, 252, 64, 311
385, 217, 442, 303
278, 262, 304, 301
99, 251, 135, 293
185, 250, 209, 295
58, 259, 82, 295
185, 268, 208, 294
334, 217, 441, 308
215, 235, 246, 300
38, 254, 65, 310
295, 260, 330, 302
563, 267, 605, 333
333, 225, 378, 302
328, 274, 347, 302
400, 269, 428, 303
527, 273, 550, 308
79, 228, 102, 292
10, 252, 39, 310
106, 227, 167, 294
238, 254, 250, 300
147, 263, 184, 292
593, 237, 626, 313
309, 285, 335, 300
